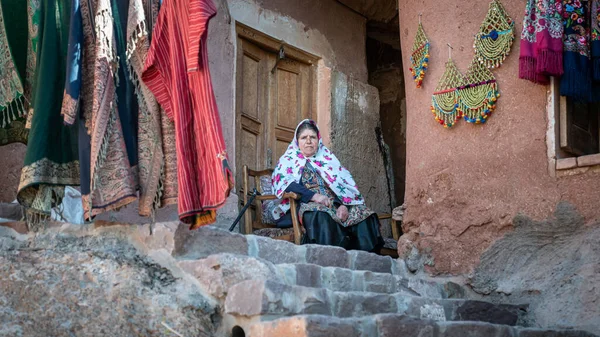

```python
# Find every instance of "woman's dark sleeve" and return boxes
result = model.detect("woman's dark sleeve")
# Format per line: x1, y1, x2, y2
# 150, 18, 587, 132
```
284, 182, 315, 203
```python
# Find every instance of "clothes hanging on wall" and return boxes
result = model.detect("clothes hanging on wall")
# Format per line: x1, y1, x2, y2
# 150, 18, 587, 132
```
17, 0, 80, 227
62, 0, 139, 220
0, 0, 34, 146
560, 0, 600, 101
126, 0, 178, 217
519, 0, 600, 102
142, 0, 233, 228
519, 0, 564, 84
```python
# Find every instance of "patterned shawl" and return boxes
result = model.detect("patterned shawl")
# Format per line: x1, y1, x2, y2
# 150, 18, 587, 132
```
0, 1, 27, 128
519, 0, 565, 84
592, 0, 600, 80
17, 0, 80, 228
560, 0, 600, 101
63, 0, 138, 220
271, 119, 365, 220
126, 0, 178, 217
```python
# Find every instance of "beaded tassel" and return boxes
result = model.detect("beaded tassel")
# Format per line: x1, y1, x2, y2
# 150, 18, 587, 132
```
409, 19, 430, 88
473, 0, 515, 69
457, 59, 500, 124
431, 55, 465, 128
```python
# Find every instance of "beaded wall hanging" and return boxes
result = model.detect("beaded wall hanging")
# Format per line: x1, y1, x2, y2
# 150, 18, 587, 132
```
473, 0, 515, 69
431, 45, 465, 128
409, 14, 430, 88
457, 59, 500, 124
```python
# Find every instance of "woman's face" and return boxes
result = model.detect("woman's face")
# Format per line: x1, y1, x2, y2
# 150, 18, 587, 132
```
297, 129, 318, 157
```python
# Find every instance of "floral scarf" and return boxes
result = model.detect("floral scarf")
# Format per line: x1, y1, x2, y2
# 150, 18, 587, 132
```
560, 0, 600, 101
519, 0, 565, 84
592, 0, 600, 80
271, 119, 365, 220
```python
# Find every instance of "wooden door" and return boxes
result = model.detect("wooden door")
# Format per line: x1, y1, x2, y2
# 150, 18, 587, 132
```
235, 38, 271, 196
270, 58, 314, 164
235, 29, 316, 233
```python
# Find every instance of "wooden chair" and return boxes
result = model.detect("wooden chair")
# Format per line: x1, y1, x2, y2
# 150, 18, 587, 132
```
242, 165, 401, 248
243, 165, 303, 244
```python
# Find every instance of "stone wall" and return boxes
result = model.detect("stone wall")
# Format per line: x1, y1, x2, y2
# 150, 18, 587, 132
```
330, 71, 390, 218
398, 0, 600, 275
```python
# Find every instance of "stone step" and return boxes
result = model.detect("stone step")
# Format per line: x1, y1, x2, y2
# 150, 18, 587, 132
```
178, 253, 452, 301
224, 279, 527, 326
246, 314, 598, 337
175, 225, 403, 274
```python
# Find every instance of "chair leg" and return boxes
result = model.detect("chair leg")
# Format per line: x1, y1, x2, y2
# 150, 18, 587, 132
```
290, 199, 302, 245
391, 219, 400, 241
243, 165, 252, 234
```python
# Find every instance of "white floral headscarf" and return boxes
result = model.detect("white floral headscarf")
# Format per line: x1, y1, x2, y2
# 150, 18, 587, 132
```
270, 119, 365, 220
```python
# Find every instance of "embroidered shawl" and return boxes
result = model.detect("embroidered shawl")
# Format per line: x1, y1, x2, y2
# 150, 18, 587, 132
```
519, 0, 565, 84
592, 0, 600, 80
560, 0, 599, 101
271, 120, 365, 221
0, 1, 27, 128
17, 0, 80, 227
126, 0, 178, 217
63, 0, 138, 220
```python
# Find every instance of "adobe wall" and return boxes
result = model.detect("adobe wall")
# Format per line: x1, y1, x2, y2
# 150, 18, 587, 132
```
398, 0, 600, 275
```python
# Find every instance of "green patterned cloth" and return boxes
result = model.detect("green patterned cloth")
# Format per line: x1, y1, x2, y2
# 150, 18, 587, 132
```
0, 0, 27, 134
17, 0, 79, 227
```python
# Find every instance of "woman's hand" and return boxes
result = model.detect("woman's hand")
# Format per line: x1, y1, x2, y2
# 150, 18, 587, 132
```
336, 205, 349, 222
311, 193, 330, 207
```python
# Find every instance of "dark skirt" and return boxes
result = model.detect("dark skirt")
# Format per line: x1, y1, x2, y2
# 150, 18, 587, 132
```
301, 211, 384, 253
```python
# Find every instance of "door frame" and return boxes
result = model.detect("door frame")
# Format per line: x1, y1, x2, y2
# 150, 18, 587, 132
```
234, 23, 319, 232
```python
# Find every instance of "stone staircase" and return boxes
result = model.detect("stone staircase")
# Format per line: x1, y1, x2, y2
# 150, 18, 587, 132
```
174, 226, 597, 337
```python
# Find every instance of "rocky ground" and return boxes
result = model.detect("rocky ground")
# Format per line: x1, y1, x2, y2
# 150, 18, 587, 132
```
0, 218, 597, 337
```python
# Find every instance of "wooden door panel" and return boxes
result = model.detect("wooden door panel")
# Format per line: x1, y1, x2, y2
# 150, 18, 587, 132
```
276, 68, 300, 130
236, 38, 270, 196
241, 54, 260, 119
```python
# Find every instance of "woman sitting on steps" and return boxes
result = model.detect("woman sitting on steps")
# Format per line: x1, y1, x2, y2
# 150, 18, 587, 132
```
271, 119, 384, 253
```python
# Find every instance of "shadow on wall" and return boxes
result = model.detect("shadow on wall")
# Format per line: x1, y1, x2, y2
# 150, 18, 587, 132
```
469, 202, 600, 335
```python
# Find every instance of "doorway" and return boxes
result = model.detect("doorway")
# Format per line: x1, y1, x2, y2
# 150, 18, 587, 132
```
235, 24, 318, 233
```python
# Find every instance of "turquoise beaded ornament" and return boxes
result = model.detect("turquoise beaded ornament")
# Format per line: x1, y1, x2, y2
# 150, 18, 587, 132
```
473, 0, 515, 69
431, 44, 466, 128
457, 59, 500, 124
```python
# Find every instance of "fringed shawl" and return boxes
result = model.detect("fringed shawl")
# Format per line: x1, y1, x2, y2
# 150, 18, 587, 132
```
0, 1, 27, 128
126, 0, 178, 217
63, 0, 138, 220
592, 0, 600, 81
519, 0, 565, 84
17, 0, 80, 229
560, 0, 600, 102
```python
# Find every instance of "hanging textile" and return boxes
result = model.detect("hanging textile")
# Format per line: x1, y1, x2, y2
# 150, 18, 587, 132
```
592, 0, 600, 81
519, 0, 564, 84
458, 59, 500, 124
142, 0, 233, 229
0, 0, 35, 146
560, 0, 599, 101
17, 0, 80, 227
126, 0, 178, 217
0, 0, 27, 128
63, 0, 139, 220
474, 0, 515, 69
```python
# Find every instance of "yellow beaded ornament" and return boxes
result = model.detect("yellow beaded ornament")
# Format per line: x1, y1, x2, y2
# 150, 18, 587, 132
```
409, 14, 430, 89
457, 59, 500, 125
473, 0, 515, 69
431, 44, 466, 128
